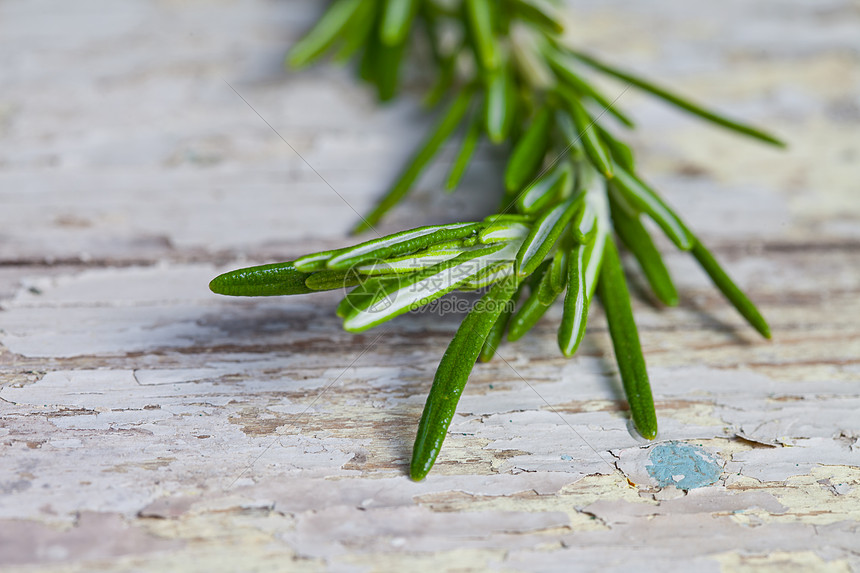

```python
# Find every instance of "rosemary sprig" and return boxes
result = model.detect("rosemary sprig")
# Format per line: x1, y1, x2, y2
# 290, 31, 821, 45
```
211, 0, 782, 480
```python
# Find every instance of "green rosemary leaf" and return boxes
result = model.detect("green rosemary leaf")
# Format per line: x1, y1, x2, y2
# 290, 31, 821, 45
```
293, 249, 345, 272
558, 88, 614, 178
596, 125, 636, 172
424, 56, 457, 108
485, 63, 517, 144
538, 243, 569, 305
354, 88, 475, 233
483, 214, 534, 224
342, 240, 521, 332
209, 262, 315, 297
411, 275, 519, 480
611, 165, 695, 250
558, 243, 590, 356
570, 198, 596, 244
380, 0, 418, 46
505, 107, 551, 192
374, 39, 407, 101
597, 237, 658, 440
359, 23, 381, 83
333, 0, 378, 63
508, 0, 564, 34
558, 190, 609, 355
545, 49, 634, 128
516, 160, 573, 214
432, 238, 472, 250
479, 221, 531, 243
305, 269, 364, 291
446, 106, 484, 192
508, 260, 553, 341
516, 192, 585, 276
567, 163, 601, 242
287, 0, 365, 68
329, 222, 481, 270
480, 279, 525, 362
691, 239, 771, 338
465, 0, 499, 71
353, 245, 470, 274
565, 48, 786, 147
508, 291, 555, 341
609, 194, 679, 306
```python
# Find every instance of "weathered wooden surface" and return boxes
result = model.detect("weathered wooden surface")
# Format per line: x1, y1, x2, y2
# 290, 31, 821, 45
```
1, 0, 859, 571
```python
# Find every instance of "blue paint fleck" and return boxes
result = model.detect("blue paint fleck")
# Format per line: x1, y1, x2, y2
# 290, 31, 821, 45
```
646, 441, 722, 490
561, 455, 573, 461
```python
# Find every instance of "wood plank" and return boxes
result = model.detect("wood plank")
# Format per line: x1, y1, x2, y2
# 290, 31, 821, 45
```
1, 0, 858, 571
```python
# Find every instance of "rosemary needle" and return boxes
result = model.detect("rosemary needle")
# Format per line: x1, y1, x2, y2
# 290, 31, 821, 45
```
446, 106, 484, 192
692, 238, 772, 338
209, 262, 315, 297
380, 0, 419, 46
411, 275, 519, 480
597, 238, 658, 440
465, 0, 499, 71
505, 106, 552, 193
286, 0, 364, 69
558, 88, 615, 178
609, 194, 679, 306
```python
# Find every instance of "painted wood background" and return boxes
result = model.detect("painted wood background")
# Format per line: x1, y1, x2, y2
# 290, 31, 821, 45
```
1, 1, 858, 571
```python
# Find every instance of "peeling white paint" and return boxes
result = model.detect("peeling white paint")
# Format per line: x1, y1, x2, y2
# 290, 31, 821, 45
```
0, 0, 858, 571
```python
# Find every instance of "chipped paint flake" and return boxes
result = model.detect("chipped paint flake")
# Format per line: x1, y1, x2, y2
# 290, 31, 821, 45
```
646, 442, 724, 490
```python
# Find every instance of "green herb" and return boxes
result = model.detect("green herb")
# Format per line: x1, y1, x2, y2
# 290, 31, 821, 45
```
515, 192, 584, 276
505, 106, 551, 193
212, 0, 782, 480
507, 259, 553, 341
609, 192, 679, 306
412, 275, 519, 480
446, 102, 484, 192
597, 238, 658, 439
516, 160, 572, 214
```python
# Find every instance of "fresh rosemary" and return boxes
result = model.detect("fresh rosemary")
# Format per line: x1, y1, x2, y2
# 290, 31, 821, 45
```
210, 0, 782, 480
